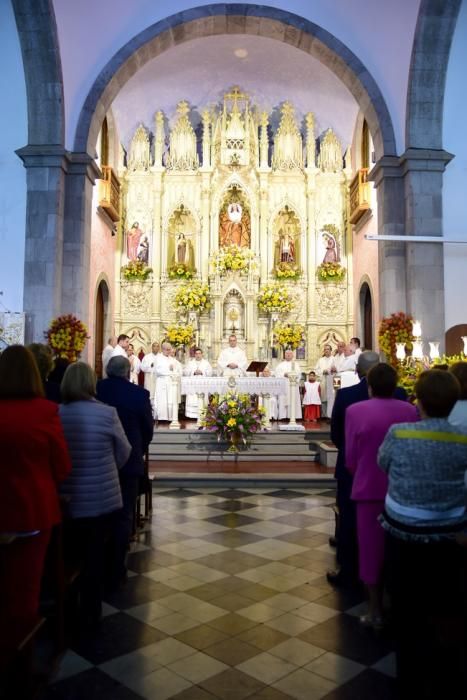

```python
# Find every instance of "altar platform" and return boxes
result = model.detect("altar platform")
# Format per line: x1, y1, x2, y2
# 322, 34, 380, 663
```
149, 419, 337, 487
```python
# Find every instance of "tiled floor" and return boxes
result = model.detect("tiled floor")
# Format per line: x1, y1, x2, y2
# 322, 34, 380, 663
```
43, 487, 397, 699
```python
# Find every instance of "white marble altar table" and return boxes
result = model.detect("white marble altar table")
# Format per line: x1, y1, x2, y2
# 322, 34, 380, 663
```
180, 376, 288, 397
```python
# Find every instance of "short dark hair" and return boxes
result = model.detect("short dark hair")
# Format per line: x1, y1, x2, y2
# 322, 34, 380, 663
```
350, 337, 361, 347
194, 347, 202, 353
415, 369, 460, 418
117, 334, 129, 344
0, 345, 45, 399
449, 362, 467, 400
28, 343, 54, 383
367, 363, 397, 398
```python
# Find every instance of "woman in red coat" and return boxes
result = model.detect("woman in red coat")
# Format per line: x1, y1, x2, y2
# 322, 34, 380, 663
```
0, 345, 71, 664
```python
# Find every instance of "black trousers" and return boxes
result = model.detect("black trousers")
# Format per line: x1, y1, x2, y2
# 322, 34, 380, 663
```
335, 470, 358, 581
385, 532, 467, 699
109, 474, 140, 584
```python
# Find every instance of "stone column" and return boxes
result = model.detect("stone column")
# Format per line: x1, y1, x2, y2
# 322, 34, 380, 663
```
61, 153, 101, 327
370, 156, 407, 317
400, 148, 453, 346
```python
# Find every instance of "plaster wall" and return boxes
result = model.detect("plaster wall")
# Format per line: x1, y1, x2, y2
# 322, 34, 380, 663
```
0, 0, 27, 313
443, 0, 467, 332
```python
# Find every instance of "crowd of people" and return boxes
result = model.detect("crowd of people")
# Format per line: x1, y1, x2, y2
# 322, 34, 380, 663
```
326, 350, 467, 698
0, 343, 153, 668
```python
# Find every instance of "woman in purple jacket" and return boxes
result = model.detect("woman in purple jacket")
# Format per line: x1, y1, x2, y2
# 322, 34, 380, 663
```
345, 363, 418, 628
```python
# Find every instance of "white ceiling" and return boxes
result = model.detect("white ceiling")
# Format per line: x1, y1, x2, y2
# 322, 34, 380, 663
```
111, 34, 359, 151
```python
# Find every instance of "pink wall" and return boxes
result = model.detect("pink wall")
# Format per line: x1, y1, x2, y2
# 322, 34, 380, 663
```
351, 186, 380, 350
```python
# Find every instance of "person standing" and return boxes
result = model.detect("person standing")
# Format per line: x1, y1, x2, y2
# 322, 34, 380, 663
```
127, 343, 141, 385
96, 356, 153, 587
217, 335, 248, 377
0, 346, 71, 664
275, 349, 302, 420
102, 336, 117, 378
345, 363, 418, 627
111, 334, 130, 359
141, 341, 160, 417
315, 344, 335, 417
184, 347, 212, 419
154, 342, 178, 421
59, 362, 131, 629
303, 371, 321, 422
378, 369, 467, 699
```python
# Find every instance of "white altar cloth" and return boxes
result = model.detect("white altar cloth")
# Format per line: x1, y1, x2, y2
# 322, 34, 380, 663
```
180, 376, 288, 397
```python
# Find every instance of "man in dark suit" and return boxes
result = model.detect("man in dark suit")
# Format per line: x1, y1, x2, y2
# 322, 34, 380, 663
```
328, 351, 406, 587
97, 356, 154, 586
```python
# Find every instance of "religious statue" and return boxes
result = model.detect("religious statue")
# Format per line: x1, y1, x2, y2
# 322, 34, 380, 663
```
275, 206, 299, 266
219, 200, 250, 247
169, 205, 195, 269
322, 233, 340, 263
126, 222, 143, 261
176, 233, 191, 264
136, 236, 150, 264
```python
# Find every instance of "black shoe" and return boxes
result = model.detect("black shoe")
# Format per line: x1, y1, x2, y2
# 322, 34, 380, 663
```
328, 536, 337, 548
326, 569, 358, 588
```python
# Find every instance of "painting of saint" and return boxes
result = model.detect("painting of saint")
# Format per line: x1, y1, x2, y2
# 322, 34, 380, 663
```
219, 200, 250, 247
126, 221, 143, 260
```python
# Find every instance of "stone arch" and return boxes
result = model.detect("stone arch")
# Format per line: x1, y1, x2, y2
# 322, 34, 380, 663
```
357, 277, 374, 350
74, 4, 397, 160
406, 0, 462, 150
12, 0, 64, 145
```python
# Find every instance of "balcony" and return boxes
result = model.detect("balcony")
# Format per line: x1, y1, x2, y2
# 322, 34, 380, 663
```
99, 165, 121, 222
349, 168, 371, 225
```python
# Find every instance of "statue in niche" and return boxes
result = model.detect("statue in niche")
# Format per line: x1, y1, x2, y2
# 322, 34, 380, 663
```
169, 205, 195, 269
126, 221, 144, 261
137, 235, 150, 264
219, 192, 250, 248
274, 206, 300, 267
322, 232, 340, 263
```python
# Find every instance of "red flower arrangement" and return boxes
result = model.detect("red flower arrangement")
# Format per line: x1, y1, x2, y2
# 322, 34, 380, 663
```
45, 314, 89, 362
378, 311, 414, 367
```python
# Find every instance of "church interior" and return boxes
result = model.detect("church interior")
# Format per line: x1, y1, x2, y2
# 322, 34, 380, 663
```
1, 1, 466, 699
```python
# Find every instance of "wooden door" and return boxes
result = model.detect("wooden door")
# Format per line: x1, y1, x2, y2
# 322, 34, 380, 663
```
94, 283, 105, 378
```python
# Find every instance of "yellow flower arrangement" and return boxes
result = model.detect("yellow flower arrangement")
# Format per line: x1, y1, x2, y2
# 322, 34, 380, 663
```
168, 262, 195, 280
210, 245, 254, 275
121, 260, 152, 281
164, 324, 194, 347
273, 323, 305, 350
44, 314, 89, 362
257, 282, 294, 314
201, 391, 266, 452
316, 262, 346, 282
174, 280, 211, 313
274, 261, 301, 281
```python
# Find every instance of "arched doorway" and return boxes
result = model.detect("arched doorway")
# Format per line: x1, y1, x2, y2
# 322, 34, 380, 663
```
359, 282, 373, 350
94, 280, 110, 377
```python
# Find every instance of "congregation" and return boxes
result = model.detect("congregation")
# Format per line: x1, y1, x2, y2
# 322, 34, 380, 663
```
1, 340, 466, 699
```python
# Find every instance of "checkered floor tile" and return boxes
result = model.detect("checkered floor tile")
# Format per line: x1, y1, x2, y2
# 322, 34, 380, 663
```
43, 487, 397, 699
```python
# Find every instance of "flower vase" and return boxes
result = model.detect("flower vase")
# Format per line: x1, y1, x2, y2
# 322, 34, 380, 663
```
175, 346, 185, 362
228, 431, 242, 453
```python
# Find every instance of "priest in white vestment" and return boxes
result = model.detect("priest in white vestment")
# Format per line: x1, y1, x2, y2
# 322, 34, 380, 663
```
154, 342, 181, 421
111, 334, 130, 359
217, 334, 248, 377
315, 344, 335, 417
332, 341, 347, 373
102, 336, 117, 377
338, 345, 359, 388
274, 349, 302, 420
141, 341, 160, 417
127, 344, 141, 385
183, 348, 212, 419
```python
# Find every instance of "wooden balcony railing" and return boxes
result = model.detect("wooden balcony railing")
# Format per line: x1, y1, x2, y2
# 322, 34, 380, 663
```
349, 167, 371, 224
99, 165, 121, 222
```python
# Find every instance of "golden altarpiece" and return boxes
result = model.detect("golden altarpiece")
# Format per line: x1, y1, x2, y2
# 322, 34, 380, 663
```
115, 87, 354, 366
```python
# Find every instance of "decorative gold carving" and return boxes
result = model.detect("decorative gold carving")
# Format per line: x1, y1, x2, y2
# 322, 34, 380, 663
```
99, 165, 120, 222
128, 124, 150, 171
167, 101, 199, 171
318, 128, 343, 172
305, 112, 316, 168
272, 102, 303, 171
122, 282, 151, 317
349, 168, 371, 224
316, 285, 346, 317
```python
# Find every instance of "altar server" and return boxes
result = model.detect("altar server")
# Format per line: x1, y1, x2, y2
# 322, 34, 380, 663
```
184, 348, 212, 419
274, 349, 302, 420
303, 371, 321, 422
217, 334, 248, 376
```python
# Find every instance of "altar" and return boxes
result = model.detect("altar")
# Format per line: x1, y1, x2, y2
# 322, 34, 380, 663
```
116, 86, 353, 368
